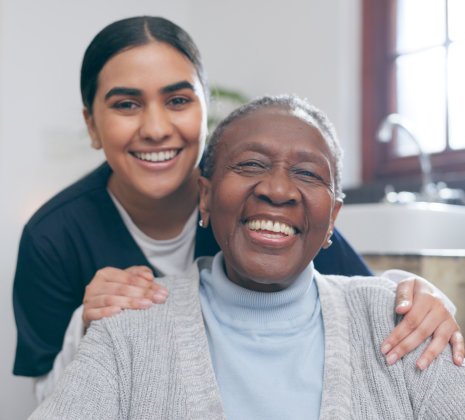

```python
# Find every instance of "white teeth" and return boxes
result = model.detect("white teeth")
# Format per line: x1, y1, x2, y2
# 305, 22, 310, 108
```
133, 150, 177, 162
246, 219, 296, 236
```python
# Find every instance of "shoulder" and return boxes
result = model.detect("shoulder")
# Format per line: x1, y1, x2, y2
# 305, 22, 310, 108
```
317, 273, 397, 306
96, 261, 205, 335
25, 162, 111, 232
316, 273, 398, 334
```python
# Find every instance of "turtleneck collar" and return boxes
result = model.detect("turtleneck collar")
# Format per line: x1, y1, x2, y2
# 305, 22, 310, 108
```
200, 252, 319, 331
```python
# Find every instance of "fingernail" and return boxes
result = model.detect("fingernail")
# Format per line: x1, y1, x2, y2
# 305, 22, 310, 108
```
381, 343, 392, 354
386, 353, 398, 365
396, 300, 410, 309
417, 357, 427, 370
153, 292, 167, 302
455, 354, 464, 366
111, 307, 121, 314
139, 298, 152, 307
157, 288, 169, 296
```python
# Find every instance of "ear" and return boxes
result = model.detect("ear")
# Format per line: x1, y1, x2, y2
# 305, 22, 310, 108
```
323, 200, 343, 248
83, 107, 102, 150
329, 200, 343, 231
198, 176, 212, 228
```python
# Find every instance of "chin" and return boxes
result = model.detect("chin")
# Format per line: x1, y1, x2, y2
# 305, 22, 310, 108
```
235, 264, 299, 292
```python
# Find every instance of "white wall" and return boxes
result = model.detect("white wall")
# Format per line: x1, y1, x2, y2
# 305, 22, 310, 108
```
0, 1, 361, 418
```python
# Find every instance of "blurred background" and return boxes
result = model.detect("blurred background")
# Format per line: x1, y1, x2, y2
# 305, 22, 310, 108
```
1, 1, 463, 418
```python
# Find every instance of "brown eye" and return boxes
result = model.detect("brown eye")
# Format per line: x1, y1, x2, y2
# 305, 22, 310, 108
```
112, 101, 139, 110
295, 169, 321, 180
231, 160, 267, 176
167, 96, 192, 108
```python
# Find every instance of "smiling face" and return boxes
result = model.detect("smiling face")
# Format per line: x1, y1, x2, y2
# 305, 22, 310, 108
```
200, 107, 342, 292
84, 41, 207, 204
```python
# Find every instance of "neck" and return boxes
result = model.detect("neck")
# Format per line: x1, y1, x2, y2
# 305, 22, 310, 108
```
108, 169, 200, 240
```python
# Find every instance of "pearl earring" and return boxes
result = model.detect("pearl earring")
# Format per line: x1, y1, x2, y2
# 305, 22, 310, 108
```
324, 230, 334, 249
199, 219, 204, 228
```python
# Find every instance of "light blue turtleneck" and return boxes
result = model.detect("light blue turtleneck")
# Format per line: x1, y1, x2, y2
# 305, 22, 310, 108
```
199, 252, 325, 420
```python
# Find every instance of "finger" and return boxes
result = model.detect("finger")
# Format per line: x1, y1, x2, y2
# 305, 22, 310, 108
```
384, 310, 444, 365
86, 295, 153, 312
415, 322, 458, 370
91, 267, 154, 289
394, 278, 415, 314
381, 304, 431, 354
85, 282, 167, 303
83, 306, 121, 326
450, 330, 465, 366
99, 269, 168, 295
125, 266, 155, 282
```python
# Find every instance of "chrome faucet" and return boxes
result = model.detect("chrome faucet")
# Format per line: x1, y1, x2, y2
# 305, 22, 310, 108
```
376, 113, 435, 200
376, 113, 465, 205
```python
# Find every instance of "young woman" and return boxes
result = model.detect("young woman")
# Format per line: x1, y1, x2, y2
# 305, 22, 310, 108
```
29, 95, 465, 419
13, 16, 462, 400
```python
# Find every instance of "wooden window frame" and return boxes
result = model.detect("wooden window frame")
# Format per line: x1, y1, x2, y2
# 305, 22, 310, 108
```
361, 0, 465, 184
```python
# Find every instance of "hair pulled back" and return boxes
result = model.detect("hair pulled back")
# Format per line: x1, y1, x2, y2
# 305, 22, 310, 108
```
81, 16, 208, 114
203, 94, 345, 201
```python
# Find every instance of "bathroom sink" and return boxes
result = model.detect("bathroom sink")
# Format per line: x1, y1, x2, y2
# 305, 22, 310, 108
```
335, 202, 465, 254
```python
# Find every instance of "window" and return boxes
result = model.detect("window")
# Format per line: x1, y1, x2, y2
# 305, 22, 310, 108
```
362, 0, 465, 183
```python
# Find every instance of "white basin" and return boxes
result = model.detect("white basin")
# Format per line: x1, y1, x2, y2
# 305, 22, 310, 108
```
335, 202, 465, 254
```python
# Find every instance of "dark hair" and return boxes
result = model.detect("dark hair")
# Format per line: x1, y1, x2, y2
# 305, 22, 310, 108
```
80, 16, 208, 114
203, 94, 345, 201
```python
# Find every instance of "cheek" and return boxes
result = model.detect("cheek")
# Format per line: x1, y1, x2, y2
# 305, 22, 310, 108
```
303, 190, 334, 230
96, 115, 135, 148
175, 106, 206, 144
209, 179, 245, 237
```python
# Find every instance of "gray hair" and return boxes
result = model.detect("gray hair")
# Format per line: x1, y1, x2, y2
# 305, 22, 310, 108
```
202, 94, 345, 201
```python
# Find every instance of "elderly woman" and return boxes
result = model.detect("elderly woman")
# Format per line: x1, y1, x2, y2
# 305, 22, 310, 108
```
30, 95, 465, 420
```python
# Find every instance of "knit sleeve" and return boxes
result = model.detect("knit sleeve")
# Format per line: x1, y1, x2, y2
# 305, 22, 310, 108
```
386, 304, 465, 419
420, 359, 465, 419
28, 319, 121, 420
405, 349, 465, 420
342, 275, 465, 419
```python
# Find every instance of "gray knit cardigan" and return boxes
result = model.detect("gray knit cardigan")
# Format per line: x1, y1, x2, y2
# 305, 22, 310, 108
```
30, 257, 465, 419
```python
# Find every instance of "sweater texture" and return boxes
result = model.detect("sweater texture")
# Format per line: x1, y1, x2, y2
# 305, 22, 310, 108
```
30, 256, 465, 420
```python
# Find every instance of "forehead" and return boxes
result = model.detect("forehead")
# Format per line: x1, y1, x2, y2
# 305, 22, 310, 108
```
97, 42, 198, 89
217, 107, 332, 160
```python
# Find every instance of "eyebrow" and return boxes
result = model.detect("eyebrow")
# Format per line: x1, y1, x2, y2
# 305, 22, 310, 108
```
104, 87, 142, 101
230, 141, 330, 166
161, 81, 195, 94
104, 81, 195, 101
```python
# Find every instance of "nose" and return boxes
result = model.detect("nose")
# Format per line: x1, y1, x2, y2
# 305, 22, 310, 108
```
138, 104, 174, 141
253, 167, 301, 206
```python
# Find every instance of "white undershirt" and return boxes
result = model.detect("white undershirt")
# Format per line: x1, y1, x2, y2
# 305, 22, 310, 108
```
108, 189, 198, 277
